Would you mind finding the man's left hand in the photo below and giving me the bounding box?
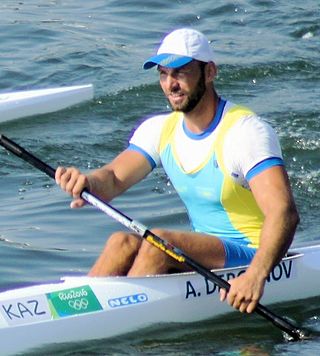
[219,270,265,313]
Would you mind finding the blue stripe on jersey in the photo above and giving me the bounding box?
[182,98,227,140]
[127,143,157,169]
[246,157,284,181]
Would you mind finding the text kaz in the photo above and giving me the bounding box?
[0,295,51,326]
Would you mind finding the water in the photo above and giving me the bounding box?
[0,0,319,354]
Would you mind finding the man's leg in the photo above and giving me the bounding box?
[127,228,226,276]
[88,231,142,276]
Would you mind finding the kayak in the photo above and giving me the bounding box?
[0,84,93,124]
[0,243,319,355]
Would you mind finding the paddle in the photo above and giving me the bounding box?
[0,134,308,341]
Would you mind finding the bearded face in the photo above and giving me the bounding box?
[158,61,207,113]
[174,69,206,113]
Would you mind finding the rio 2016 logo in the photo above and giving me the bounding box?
[68,298,89,311]
[58,288,88,301]
[47,285,102,318]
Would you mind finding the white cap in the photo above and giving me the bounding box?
[143,28,214,70]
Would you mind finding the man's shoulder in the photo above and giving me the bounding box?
[224,101,256,118]
[222,101,273,132]
[131,112,171,135]
[141,111,172,124]
[136,111,183,136]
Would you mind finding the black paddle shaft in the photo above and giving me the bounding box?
[0,134,307,341]
[0,135,55,179]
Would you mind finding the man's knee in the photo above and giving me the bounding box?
[138,233,171,262]
[106,231,141,251]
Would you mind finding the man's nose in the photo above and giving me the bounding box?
[166,74,179,91]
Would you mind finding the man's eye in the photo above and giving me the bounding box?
[176,70,189,78]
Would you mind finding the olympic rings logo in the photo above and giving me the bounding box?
[68,298,89,311]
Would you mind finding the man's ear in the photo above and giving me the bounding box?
[206,62,217,82]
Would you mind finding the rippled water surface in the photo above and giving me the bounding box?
[0,1,319,355]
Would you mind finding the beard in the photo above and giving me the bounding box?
[168,71,206,113]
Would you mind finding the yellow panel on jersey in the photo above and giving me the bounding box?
[214,106,264,248]
[159,111,181,154]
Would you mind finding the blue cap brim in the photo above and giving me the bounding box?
[143,53,193,70]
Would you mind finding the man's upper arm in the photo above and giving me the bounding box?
[248,165,296,217]
[108,148,153,193]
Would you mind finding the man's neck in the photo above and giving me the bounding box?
[183,89,219,134]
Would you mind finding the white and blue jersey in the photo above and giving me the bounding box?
[128,99,283,250]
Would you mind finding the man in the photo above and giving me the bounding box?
[56,28,299,313]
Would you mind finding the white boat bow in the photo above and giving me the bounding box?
[0,84,94,124]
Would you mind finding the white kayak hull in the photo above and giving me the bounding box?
[0,243,319,355]
[0,84,93,124]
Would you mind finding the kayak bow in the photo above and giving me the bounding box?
[0,84,93,124]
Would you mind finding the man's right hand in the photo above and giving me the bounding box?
[55,166,91,208]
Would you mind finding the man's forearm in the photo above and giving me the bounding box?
[248,205,299,279]
[88,166,124,202]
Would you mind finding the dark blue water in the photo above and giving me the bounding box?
[0,1,319,354]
